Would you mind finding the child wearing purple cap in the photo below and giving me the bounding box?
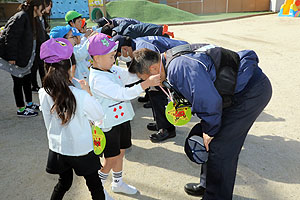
[88,33,161,196]
[39,38,106,200]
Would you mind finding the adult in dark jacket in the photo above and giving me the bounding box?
[129,47,272,200]
[30,0,52,92]
[95,17,141,28]
[0,0,44,117]
[102,22,173,39]
[30,16,50,92]
[113,35,188,142]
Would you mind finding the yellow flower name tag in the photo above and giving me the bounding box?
[165,102,192,126]
[92,125,106,155]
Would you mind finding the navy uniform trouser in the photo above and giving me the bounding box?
[202,72,272,200]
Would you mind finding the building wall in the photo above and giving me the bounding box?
[149,0,270,14]
[270,0,285,11]
[0,3,20,20]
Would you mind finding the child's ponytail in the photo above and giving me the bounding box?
[43,59,76,125]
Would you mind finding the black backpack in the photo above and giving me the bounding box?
[165,44,240,108]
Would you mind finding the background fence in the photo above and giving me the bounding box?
[149,0,270,14]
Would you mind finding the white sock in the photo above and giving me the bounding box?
[112,170,123,186]
[98,171,109,185]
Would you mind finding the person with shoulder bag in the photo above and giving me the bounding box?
[0,0,44,117]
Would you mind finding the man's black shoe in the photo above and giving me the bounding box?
[149,129,176,143]
[184,183,205,197]
[143,102,152,109]
[147,123,158,131]
[138,96,149,102]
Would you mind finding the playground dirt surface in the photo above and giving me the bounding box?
[1,14,300,200]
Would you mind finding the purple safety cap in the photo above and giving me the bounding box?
[88,33,119,56]
[40,38,73,63]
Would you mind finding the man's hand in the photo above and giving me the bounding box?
[203,132,214,151]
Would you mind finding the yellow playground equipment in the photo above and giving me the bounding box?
[88,0,107,20]
[278,0,300,17]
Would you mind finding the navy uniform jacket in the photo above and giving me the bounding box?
[112,17,141,27]
[166,49,262,136]
[132,36,188,53]
[115,23,164,39]
[112,18,141,35]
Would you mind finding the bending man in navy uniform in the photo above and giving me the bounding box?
[102,22,174,39]
[128,47,272,199]
[113,35,188,142]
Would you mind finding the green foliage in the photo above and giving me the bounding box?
[105,0,199,23]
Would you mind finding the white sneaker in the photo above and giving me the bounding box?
[104,189,114,200]
[111,182,137,195]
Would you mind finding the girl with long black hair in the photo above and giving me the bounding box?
[39,38,106,200]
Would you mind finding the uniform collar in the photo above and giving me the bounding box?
[92,66,113,73]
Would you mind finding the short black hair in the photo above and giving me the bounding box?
[95,17,112,27]
[113,35,132,53]
[122,37,132,47]
[128,48,160,74]
[101,24,113,36]
[67,16,81,26]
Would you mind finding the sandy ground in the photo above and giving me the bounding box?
[1,14,300,200]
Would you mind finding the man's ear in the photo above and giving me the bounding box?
[149,63,160,74]
[121,46,126,54]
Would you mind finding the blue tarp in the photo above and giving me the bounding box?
[51,0,90,19]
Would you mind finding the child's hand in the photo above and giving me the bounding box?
[85,29,92,37]
[141,74,161,90]
[78,79,93,96]
[88,31,99,38]
[148,74,161,86]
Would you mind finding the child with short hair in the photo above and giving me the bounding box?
[88,33,161,195]
[49,25,91,89]
[65,10,82,31]
[39,38,105,200]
